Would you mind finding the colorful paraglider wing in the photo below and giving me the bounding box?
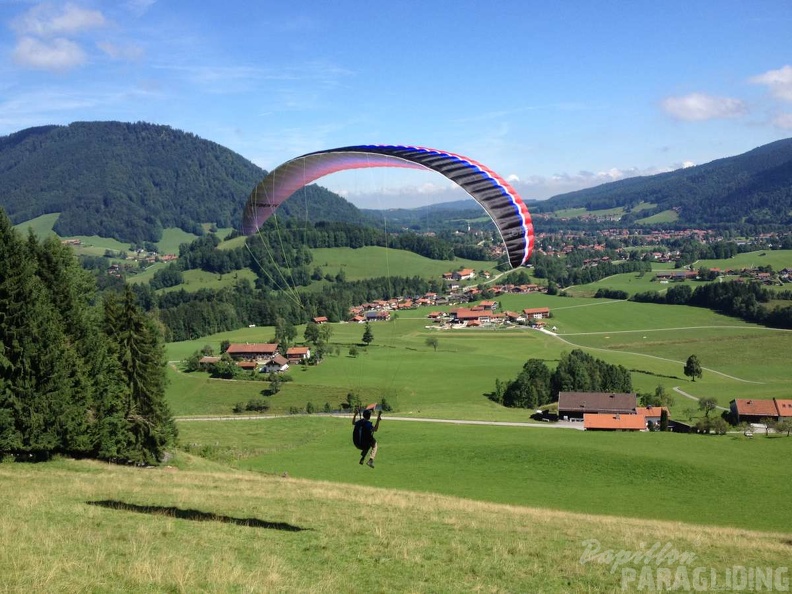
[243,145,534,268]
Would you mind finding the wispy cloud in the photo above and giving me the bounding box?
[11,2,107,36]
[749,65,792,102]
[13,36,86,70]
[125,0,158,18]
[661,93,747,122]
[97,41,144,61]
[772,113,792,129]
[9,2,109,72]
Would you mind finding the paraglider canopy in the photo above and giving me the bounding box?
[243,145,534,268]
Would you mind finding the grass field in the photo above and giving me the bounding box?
[167,291,792,424]
[176,416,792,532]
[2,456,789,593]
[311,246,496,281]
[9,215,792,592]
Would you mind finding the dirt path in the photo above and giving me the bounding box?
[539,327,764,384]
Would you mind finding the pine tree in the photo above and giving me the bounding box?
[362,322,374,346]
[103,287,177,464]
[0,215,74,458]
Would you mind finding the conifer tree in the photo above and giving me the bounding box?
[0,215,74,458]
[103,287,177,464]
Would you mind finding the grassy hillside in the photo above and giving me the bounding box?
[167,292,792,422]
[177,416,792,531]
[2,457,789,593]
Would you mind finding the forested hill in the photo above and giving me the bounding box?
[0,121,365,243]
[533,137,792,227]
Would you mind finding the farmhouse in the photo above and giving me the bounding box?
[451,307,491,325]
[523,307,551,319]
[312,316,328,324]
[635,406,668,425]
[286,346,311,363]
[262,354,289,374]
[452,268,476,281]
[225,343,279,362]
[729,398,792,423]
[557,391,637,420]
[583,413,646,431]
[198,356,221,368]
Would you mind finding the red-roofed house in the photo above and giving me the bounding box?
[584,413,646,431]
[558,392,637,420]
[452,268,476,281]
[312,316,328,324]
[226,343,279,362]
[775,399,792,418]
[452,308,491,324]
[286,346,311,363]
[729,398,780,423]
[635,406,668,425]
[523,307,550,319]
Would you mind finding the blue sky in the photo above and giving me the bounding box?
[1,0,791,208]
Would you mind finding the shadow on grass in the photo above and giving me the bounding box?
[86,500,307,532]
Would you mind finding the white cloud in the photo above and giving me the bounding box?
[772,113,792,129]
[13,36,86,70]
[661,93,747,121]
[125,0,158,17]
[97,41,144,61]
[12,2,106,37]
[750,65,792,102]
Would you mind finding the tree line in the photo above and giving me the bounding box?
[490,350,632,410]
[0,209,176,463]
[629,279,792,329]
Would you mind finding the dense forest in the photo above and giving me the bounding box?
[0,122,365,243]
[534,137,792,227]
[0,209,177,463]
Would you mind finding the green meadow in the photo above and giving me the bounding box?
[311,246,496,281]
[4,455,789,593]
[177,416,792,532]
[4,222,792,591]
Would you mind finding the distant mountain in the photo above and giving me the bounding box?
[0,121,365,243]
[534,138,792,227]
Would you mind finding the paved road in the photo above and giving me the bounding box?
[176,413,585,430]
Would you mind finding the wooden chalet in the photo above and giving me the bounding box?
[225,343,278,362]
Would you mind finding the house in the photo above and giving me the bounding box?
[198,356,221,368]
[364,310,391,322]
[523,307,550,319]
[286,346,311,363]
[775,399,792,419]
[225,343,279,363]
[557,392,637,420]
[451,308,490,325]
[729,398,780,424]
[479,300,498,311]
[312,316,329,324]
[635,406,668,426]
[584,413,646,431]
[452,268,476,281]
[262,354,290,374]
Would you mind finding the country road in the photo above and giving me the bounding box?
[175,413,586,430]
